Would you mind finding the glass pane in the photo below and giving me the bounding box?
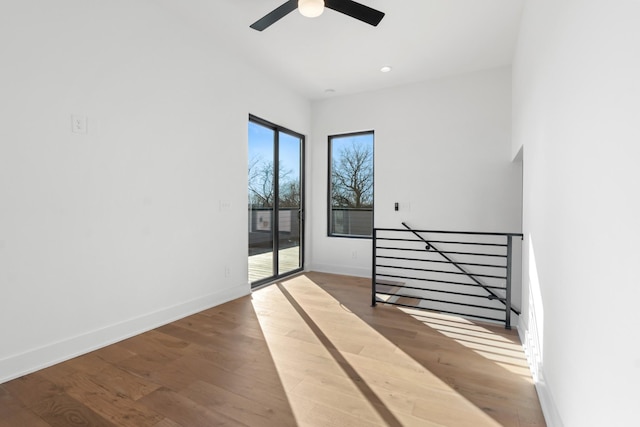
[329,132,374,237]
[278,131,302,275]
[248,121,275,283]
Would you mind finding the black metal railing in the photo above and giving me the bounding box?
[372,223,523,329]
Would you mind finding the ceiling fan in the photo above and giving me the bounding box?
[250,0,385,31]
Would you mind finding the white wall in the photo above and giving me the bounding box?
[0,0,309,383]
[513,1,640,425]
[309,67,522,277]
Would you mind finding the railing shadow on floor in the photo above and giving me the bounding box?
[304,271,545,427]
[276,283,404,427]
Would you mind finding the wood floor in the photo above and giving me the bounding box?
[0,272,545,426]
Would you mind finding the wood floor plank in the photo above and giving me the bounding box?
[89,364,162,401]
[291,378,387,425]
[167,355,293,413]
[0,408,51,427]
[138,387,247,427]
[30,392,116,427]
[0,385,25,419]
[300,402,383,427]
[63,371,164,427]
[182,380,297,427]
[115,354,175,384]
[89,342,138,364]
[118,330,191,362]
[412,392,502,427]
[2,373,65,408]
[151,418,183,427]
[63,352,114,374]
[37,359,84,390]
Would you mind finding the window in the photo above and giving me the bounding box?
[328,131,374,237]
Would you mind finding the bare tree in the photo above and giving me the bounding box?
[279,179,300,207]
[248,155,295,207]
[248,155,262,187]
[331,140,373,208]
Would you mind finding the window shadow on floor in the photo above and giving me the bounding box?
[303,272,546,427]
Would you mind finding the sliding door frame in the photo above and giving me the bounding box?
[249,114,305,288]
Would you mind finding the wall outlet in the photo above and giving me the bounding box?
[351,250,358,259]
[224,265,231,278]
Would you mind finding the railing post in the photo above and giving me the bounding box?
[505,235,513,329]
[371,228,377,307]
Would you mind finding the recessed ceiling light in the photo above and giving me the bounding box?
[380,65,392,73]
[324,88,336,93]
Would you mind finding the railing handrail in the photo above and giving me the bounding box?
[376,225,523,238]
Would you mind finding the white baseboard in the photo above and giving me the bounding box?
[309,263,371,279]
[518,325,564,427]
[535,372,564,427]
[0,285,249,384]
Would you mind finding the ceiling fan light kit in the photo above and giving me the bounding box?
[298,0,325,18]
[250,0,384,31]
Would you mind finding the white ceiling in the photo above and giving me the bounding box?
[158,0,524,100]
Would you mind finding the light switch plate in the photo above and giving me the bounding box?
[71,115,87,134]
[219,200,232,211]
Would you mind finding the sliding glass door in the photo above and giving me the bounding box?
[248,116,304,286]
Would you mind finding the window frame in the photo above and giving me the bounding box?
[327,130,375,239]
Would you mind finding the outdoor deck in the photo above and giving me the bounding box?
[249,246,300,283]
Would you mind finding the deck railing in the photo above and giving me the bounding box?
[329,207,373,236]
[372,224,523,329]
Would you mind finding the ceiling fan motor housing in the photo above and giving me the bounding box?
[298,0,325,18]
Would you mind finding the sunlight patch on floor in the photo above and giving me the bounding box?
[399,307,533,379]
[251,275,504,426]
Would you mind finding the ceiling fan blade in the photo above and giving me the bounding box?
[250,0,298,31]
[325,0,385,26]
